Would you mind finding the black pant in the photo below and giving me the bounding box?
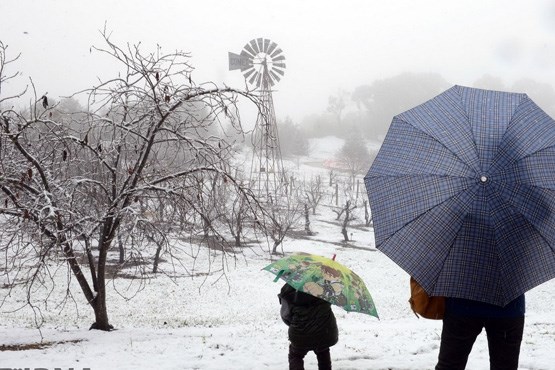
[436,313,525,370]
[289,344,331,370]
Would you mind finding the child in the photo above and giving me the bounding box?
[278,282,338,370]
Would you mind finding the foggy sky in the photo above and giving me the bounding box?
[2,0,555,123]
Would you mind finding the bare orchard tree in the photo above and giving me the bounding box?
[266,195,303,255]
[333,200,357,242]
[222,184,249,247]
[244,168,305,255]
[0,33,267,331]
[305,175,323,215]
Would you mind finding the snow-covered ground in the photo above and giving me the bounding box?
[2,137,555,370]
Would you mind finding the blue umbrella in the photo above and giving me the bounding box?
[365,85,555,306]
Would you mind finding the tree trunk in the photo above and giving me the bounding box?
[62,234,112,330]
[84,237,98,292]
[341,226,349,241]
[61,237,95,304]
[90,225,114,331]
[272,240,281,254]
[118,233,125,264]
[304,203,313,235]
[90,290,112,331]
[152,237,162,274]
[341,201,350,241]
[271,225,283,254]
[364,200,371,227]
[235,207,243,247]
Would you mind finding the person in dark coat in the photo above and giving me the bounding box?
[435,294,525,370]
[278,283,338,370]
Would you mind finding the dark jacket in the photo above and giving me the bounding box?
[446,294,525,318]
[278,283,338,350]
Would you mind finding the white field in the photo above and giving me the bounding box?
[1,137,554,370]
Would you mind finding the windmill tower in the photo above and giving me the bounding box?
[229,38,287,201]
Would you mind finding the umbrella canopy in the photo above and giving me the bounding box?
[365,85,555,307]
[263,252,378,318]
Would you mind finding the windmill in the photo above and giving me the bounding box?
[229,38,287,201]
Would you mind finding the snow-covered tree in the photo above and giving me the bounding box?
[0,32,268,331]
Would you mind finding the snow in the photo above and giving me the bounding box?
[2,138,555,370]
[308,136,345,161]
[3,220,555,369]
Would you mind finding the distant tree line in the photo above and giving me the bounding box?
[283,72,555,142]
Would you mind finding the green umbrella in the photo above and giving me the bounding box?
[263,252,378,318]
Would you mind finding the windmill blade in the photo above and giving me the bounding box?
[272,67,285,76]
[257,38,265,54]
[243,67,256,80]
[249,72,259,86]
[243,42,257,58]
[273,63,286,69]
[250,39,260,54]
[263,38,270,53]
[241,63,254,72]
[269,70,282,83]
[255,73,262,88]
[270,48,283,58]
[267,42,278,56]
[272,55,286,62]
[241,48,255,60]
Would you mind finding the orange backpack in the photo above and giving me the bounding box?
[408,277,445,320]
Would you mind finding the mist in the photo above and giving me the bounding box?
[2,0,555,135]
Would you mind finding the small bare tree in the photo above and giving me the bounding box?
[333,200,357,241]
[223,190,248,247]
[305,175,323,215]
[267,197,303,254]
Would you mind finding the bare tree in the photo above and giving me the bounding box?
[267,197,303,254]
[305,175,323,215]
[0,33,268,331]
[332,200,357,241]
[222,188,249,247]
